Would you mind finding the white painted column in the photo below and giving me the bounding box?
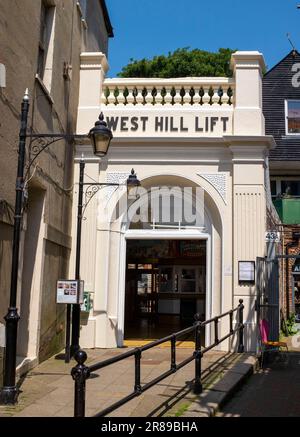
[231,51,265,136]
[76,52,109,135]
[230,139,274,351]
[69,52,109,348]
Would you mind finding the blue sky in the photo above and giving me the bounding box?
[105,0,300,77]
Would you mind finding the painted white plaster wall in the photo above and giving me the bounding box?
[72,51,275,351]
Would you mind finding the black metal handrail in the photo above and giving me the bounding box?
[71,299,244,417]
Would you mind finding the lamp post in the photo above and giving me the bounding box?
[70,164,140,357]
[0,90,29,404]
[0,91,128,404]
[70,114,113,357]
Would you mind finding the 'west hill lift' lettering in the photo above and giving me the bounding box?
[106,115,230,134]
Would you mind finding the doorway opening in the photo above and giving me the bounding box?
[124,239,206,343]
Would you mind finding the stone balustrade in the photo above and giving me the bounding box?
[102,78,235,107]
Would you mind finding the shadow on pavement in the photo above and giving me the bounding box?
[219,352,300,417]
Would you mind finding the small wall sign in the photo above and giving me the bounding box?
[293,264,300,274]
[238,261,255,284]
[81,291,92,312]
[265,231,280,243]
[56,280,84,304]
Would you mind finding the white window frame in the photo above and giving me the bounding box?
[285,99,300,136]
[0,63,6,88]
[270,178,281,198]
[37,0,56,93]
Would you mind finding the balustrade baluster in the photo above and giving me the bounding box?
[202,87,210,105]
[135,87,144,106]
[102,80,234,108]
[173,86,182,106]
[126,87,135,106]
[155,87,163,105]
[107,87,116,106]
[117,87,126,105]
[164,87,173,106]
[222,86,230,105]
[192,87,201,105]
[212,87,220,105]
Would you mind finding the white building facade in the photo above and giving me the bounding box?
[70,51,275,352]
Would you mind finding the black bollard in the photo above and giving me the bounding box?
[71,350,90,417]
[238,299,245,353]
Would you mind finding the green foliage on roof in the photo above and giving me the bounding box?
[118,48,236,78]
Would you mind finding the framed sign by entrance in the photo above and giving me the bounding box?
[56,280,84,304]
[238,261,255,285]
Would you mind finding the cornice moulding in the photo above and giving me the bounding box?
[80,52,109,72]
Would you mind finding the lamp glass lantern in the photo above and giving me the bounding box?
[127,169,141,200]
[88,112,113,157]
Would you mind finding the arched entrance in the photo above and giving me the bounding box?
[110,174,222,347]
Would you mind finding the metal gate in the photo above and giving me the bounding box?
[256,257,280,341]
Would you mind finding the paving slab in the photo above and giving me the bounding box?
[218,351,300,417]
[168,353,257,418]
[0,347,256,418]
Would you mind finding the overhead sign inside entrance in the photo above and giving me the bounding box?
[105,110,233,138]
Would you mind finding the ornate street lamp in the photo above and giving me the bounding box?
[88,112,113,157]
[0,90,137,404]
[126,168,141,198]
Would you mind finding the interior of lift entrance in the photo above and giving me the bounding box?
[124,239,206,342]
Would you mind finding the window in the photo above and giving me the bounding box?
[271,180,277,199]
[37,1,48,78]
[286,100,300,135]
[37,1,55,84]
[0,63,6,88]
[271,178,300,199]
[281,181,300,197]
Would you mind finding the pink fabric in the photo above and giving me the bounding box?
[259,319,270,342]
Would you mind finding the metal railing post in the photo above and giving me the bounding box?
[238,299,245,353]
[134,348,142,393]
[171,335,176,372]
[71,350,90,417]
[193,313,202,394]
[229,310,234,335]
[69,304,246,417]
[214,318,219,344]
